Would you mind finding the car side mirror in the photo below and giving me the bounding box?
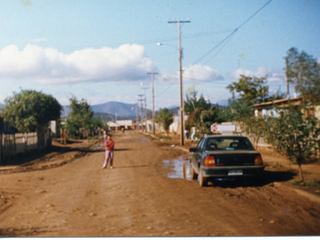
[189,148,196,152]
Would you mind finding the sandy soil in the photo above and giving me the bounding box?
[0,131,319,237]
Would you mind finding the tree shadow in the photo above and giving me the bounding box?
[0,142,132,167]
[80,148,131,153]
[0,145,72,167]
[0,226,57,237]
[206,170,296,188]
[114,149,131,152]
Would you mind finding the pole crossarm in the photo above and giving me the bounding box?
[168,20,191,24]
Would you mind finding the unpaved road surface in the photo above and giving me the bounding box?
[0,131,320,237]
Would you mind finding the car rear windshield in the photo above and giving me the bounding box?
[205,137,254,151]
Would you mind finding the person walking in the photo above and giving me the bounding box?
[184,129,189,140]
[102,134,114,169]
[103,130,107,140]
[191,125,197,142]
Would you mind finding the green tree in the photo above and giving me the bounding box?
[1,90,62,132]
[184,87,213,136]
[184,87,211,115]
[65,97,94,138]
[88,117,106,136]
[263,105,320,182]
[226,75,269,106]
[157,108,173,136]
[286,47,320,101]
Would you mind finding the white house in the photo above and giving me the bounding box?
[116,120,134,130]
[105,121,122,131]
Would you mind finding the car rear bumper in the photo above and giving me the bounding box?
[200,165,264,178]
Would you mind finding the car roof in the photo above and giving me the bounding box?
[204,135,247,139]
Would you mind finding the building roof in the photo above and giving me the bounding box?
[105,121,121,127]
[254,96,302,110]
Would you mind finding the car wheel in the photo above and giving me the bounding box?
[199,170,208,187]
[190,165,198,180]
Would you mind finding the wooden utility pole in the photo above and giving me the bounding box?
[168,19,190,146]
[137,94,144,130]
[147,72,158,135]
[135,102,138,130]
[141,87,148,132]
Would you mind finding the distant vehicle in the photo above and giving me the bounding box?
[189,135,264,187]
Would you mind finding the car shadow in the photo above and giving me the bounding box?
[207,170,296,188]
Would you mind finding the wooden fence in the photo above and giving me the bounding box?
[0,129,52,163]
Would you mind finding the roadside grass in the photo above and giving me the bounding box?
[158,135,171,139]
[291,181,320,187]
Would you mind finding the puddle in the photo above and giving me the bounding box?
[164,156,191,181]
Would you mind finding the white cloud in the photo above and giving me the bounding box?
[0,44,157,84]
[155,64,223,84]
[183,64,224,82]
[229,66,285,83]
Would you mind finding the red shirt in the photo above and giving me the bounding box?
[105,139,114,150]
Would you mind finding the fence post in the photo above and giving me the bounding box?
[64,129,66,144]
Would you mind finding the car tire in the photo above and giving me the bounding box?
[190,165,198,180]
[199,170,208,187]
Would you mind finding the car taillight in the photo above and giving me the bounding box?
[254,155,263,165]
[204,156,216,166]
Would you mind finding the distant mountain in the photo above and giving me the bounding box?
[60,100,230,121]
[93,112,116,121]
[91,101,139,118]
[167,105,179,110]
[168,106,180,115]
[62,101,152,120]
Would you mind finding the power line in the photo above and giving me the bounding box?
[192,0,273,65]
[53,29,234,53]
[155,78,179,98]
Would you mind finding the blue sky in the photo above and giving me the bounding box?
[0,0,319,110]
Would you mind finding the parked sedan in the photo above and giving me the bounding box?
[189,135,264,186]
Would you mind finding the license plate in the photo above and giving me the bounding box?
[228,170,243,176]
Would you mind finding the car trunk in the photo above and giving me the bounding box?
[206,150,259,166]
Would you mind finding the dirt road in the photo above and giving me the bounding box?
[0,131,320,237]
